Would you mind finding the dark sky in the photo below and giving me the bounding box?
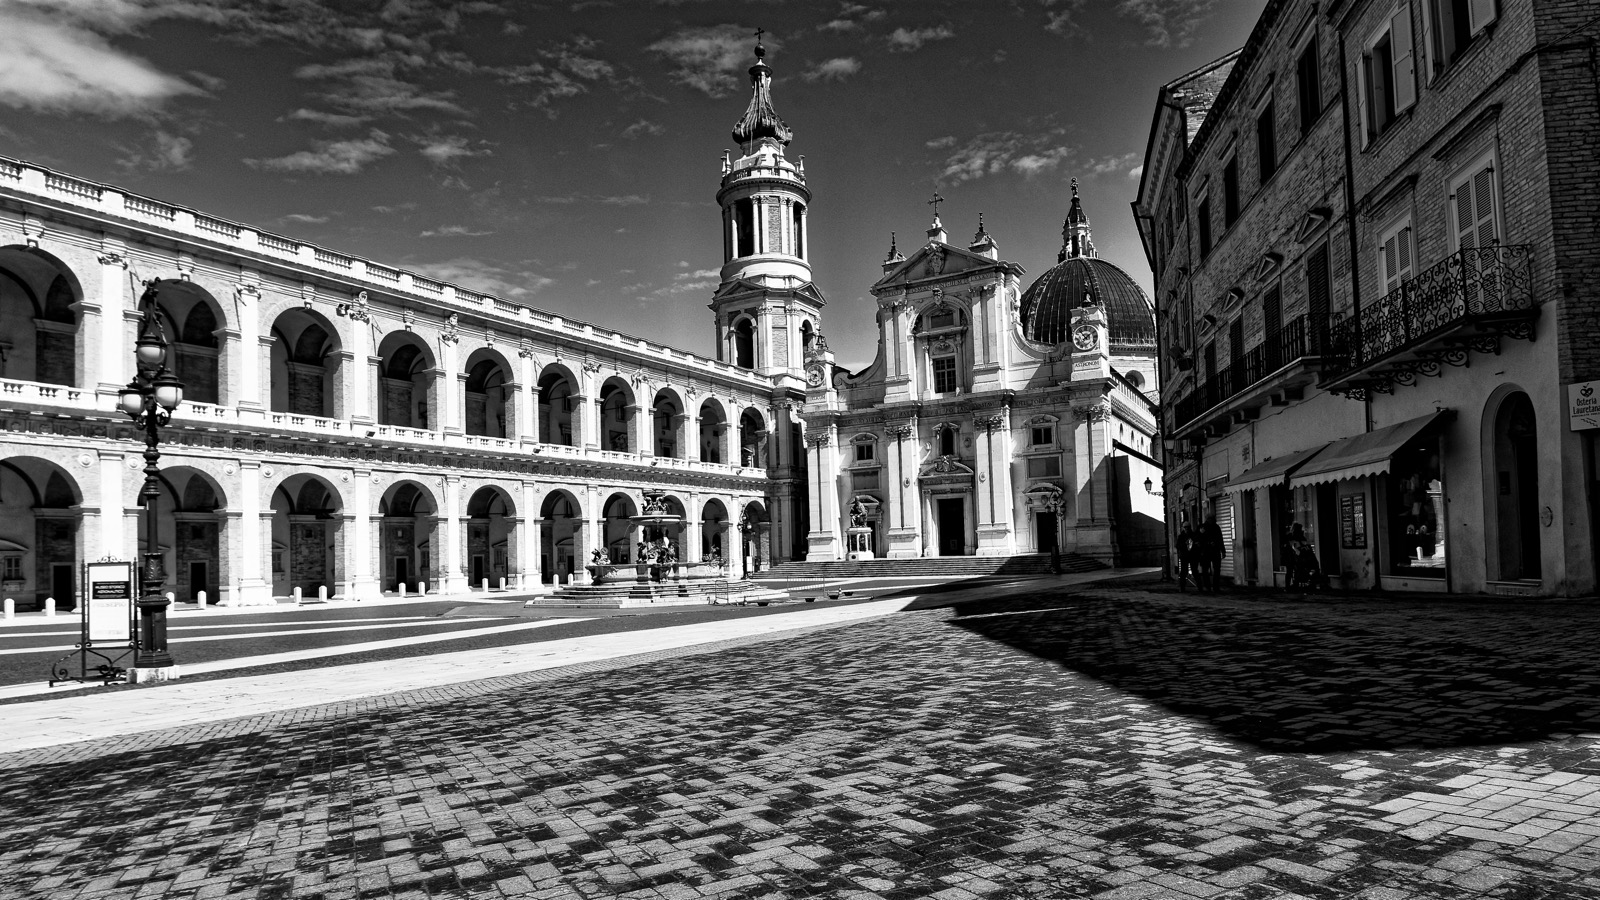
[0,0,1268,368]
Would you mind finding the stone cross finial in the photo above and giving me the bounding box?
[927,191,944,219]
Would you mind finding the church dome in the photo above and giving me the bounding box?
[1018,181,1156,351]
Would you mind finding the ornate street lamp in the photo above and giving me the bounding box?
[119,281,184,680]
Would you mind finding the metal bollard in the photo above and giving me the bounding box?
[44,597,56,617]
[196,590,207,609]
[293,587,303,605]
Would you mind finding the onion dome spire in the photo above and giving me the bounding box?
[732,35,793,150]
[1059,177,1096,262]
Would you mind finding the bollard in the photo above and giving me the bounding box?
[318,585,328,602]
[293,586,303,605]
[3,598,12,619]
[481,578,489,592]
[397,583,407,598]
[499,577,507,591]
[418,580,427,595]
[165,591,176,606]
[197,590,207,609]
[44,597,56,617]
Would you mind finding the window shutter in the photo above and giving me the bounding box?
[1418,0,1435,82]
[1467,0,1497,35]
[1472,166,1497,246]
[1391,3,1416,112]
[1453,180,1478,250]
[1397,225,1413,281]
[1383,232,1401,292]
[1357,55,1372,146]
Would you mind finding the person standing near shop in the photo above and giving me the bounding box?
[1199,514,1225,593]
[1176,522,1199,592]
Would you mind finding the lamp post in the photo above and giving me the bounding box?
[117,281,185,682]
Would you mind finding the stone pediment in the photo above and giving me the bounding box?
[712,277,828,307]
[918,454,975,484]
[874,242,1004,289]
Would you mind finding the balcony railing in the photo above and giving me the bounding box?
[1172,315,1316,430]
[1324,245,1535,399]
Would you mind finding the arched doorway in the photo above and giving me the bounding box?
[738,500,770,577]
[466,486,516,588]
[379,481,437,591]
[150,467,227,604]
[463,349,512,438]
[602,493,638,562]
[376,333,436,430]
[537,366,579,446]
[151,280,224,405]
[598,378,633,452]
[702,499,730,564]
[739,409,767,468]
[0,458,82,610]
[0,246,81,386]
[1492,392,1542,580]
[699,399,727,463]
[652,388,684,458]
[269,310,341,418]
[539,490,581,584]
[732,316,756,369]
[270,474,342,598]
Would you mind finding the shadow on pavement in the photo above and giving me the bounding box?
[907,588,1600,753]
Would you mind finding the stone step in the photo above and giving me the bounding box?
[757,553,1104,580]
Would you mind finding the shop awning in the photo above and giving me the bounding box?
[1223,443,1331,494]
[1290,409,1455,488]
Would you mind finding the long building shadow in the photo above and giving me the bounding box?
[901,590,1600,753]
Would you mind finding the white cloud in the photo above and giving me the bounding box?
[1116,0,1220,48]
[406,257,554,298]
[286,108,370,127]
[925,135,956,150]
[622,119,665,139]
[412,134,491,167]
[284,213,330,224]
[939,131,1078,183]
[0,4,200,117]
[246,131,396,175]
[535,193,649,206]
[1128,164,1144,180]
[886,25,953,53]
[420,225,493,237]
[119,130,194,171]
[802,57,861,82]
[1085,151,1143,177]
[647,24,771,98]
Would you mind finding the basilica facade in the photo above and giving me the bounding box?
[0,42,1159,610]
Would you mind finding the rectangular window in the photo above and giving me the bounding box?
[932,356,958,393]
[1450,154,1499,251]
[1197,195,1213,257]
[1256,101,1277,183]
[1361,4,1416,145]
[1297,34,1322,136]
[734,198,755,258]
[1307,242,1332,352]
[854,442,875,463]
[1031,424,1054,447]
[1223,157,1240,227]
[1422,0,1496,77]
[1027,456,1062,479]
[1379,218,1416,294]
[0,557,19,580]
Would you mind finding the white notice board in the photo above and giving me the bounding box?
[85,561,134,645]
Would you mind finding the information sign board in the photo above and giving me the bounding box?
[1340,493,1368,549]
[85,561,134,645]
[1568,380,1600,431]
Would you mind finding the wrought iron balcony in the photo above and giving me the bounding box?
[1322,245,1536,401]
[1170,315,1328,434]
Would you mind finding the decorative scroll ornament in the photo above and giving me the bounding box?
[341,290,371,323]
[518,338,536,359]
[440,314,461,344]
[485,326,496,346]
[805,432,832,448]
[98,252,127,268]
[581,360,603,376]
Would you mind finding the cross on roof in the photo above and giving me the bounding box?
[754,27,765,44]
[927,191,945,219]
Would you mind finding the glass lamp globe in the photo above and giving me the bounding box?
[135,334,166,372]
[153,371,185,412]
[117,382,146,418]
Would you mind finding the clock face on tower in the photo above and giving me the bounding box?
[806,366,825,386]
[1072,325,1098,351]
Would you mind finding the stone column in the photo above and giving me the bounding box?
[974,414,1014,556]
[518,346,539,443]
[805,429,841,560]
[440,475,468,592]
[236,282,264,415]
[579,364,601,449]
[95,250,128,391]
[439,330,462,435]
[628,404,647,457]
[348,312,373,425]
[885,423,923,557]
[229,460,272,605]
[346,468,378,599]
[521,480,541,592]
[96,449,124,560]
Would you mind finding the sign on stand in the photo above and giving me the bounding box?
[49,560,136,686]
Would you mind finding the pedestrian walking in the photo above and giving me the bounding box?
[1175,522,1199,592]
[1199,515,1225,593]
[1283,522,1308,590]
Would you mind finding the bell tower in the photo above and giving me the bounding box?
[710,37,825,383]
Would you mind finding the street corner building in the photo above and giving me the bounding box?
[1134,0,1600,596]
[0,40,1166,611]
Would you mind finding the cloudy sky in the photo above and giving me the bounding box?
[0,0,1267,368]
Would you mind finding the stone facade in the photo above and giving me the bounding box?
[1136,0,1600,595]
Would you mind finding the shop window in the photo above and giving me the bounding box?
[1391,437,1445,574]
[1360,4,1417,145]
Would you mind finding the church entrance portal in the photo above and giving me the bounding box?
[1037,512,1058,554]
[936,498,965,556]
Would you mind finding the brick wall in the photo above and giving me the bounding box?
[36,332,73,386]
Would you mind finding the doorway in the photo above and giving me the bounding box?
[1037,511,1058,554]
[51,563,74,611]
[394,557,410,591]
[1494,392,1542,579]
[936,498,965,556]
[471,554,486,586]
[188,561,208,603]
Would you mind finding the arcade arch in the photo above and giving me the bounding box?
[537,366,579,447]
[463,348,512,438]
[465,485,516,587]
[699,399,729,464]
[601,492,637,562]
[739,408,768,468]
[539,490,582,584]
[269,473,342,598]
[701,498,730,563]
[146,466,228,604]
[376,332,436,430]
[378,480,437,592]
[269,309,341,418]
[0,457,82,610]
[652,388,685,458]
[150,279,224,406]
[0,245,81,387]
[597,378,634,453]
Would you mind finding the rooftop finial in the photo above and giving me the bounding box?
[927,190,945,224]
[1060,178,1095,261]
[732,30,792,149]
[885,231,904,263]
[973,212,987,241]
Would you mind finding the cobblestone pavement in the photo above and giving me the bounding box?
[6,581,1600,899]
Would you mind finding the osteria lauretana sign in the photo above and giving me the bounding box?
[1569,380,1600,431]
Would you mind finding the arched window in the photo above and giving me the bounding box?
[915,305,968,396]
[735,198,756,258]
[938,424,958,457]
[799,320,814,357]
[792,202,805,258]
[733,317,756,369]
